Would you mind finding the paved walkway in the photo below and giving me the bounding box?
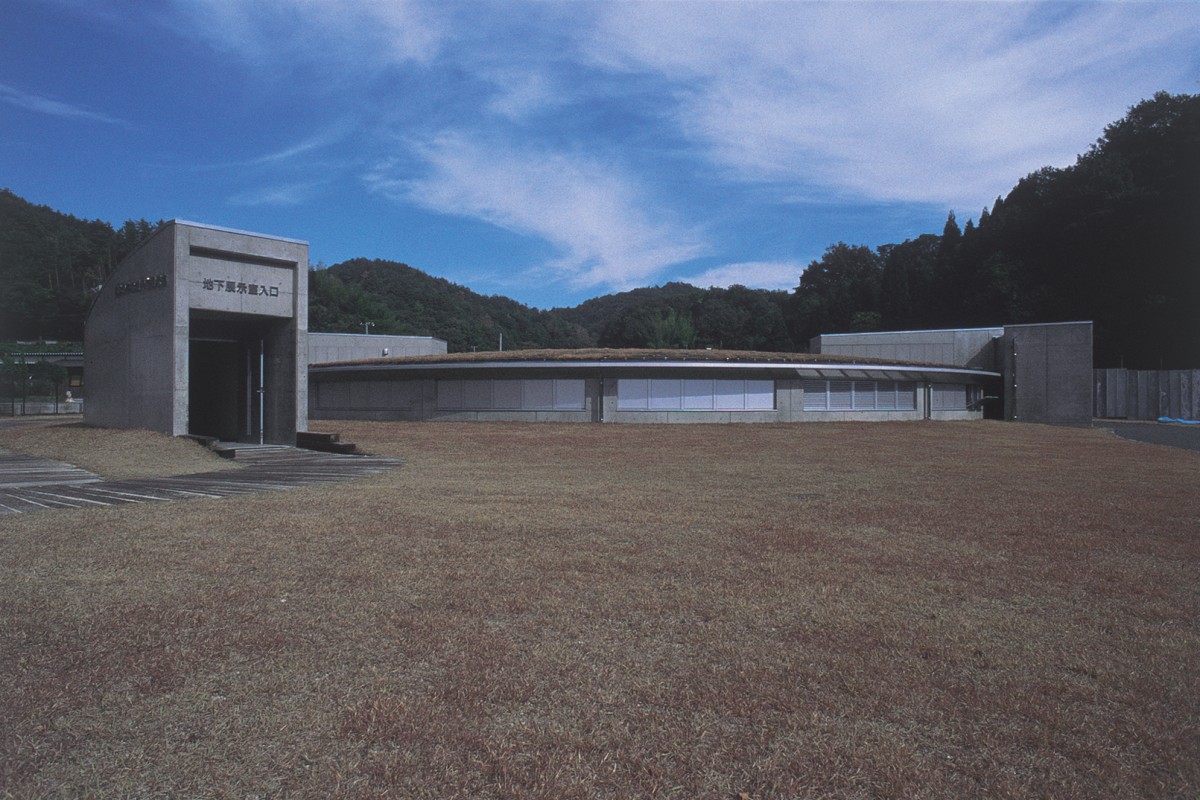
[0,446,403,516]
[1094,420,1200,453]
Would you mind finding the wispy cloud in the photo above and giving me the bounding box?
[675,261,805,293]
[588,3,1200,210]
[0,82,131,127]
[227,181,323,207]
[165,0,443,70]
[366,133,709,292]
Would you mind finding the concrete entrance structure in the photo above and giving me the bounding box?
[85,221,308,444]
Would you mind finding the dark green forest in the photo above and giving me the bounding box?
[2,92,1197,367]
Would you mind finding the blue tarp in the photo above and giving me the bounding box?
[1157,416,1200,425]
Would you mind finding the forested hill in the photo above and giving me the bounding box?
[0,189,159,340]
[309,259,593,353]
[3,92,1197,367]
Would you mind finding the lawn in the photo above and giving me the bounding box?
[1,420,1197,798]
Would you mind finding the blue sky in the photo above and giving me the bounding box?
[3,1,1198,310]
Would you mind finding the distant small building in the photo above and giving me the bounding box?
[308,332,446,365]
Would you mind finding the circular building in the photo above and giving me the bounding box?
[309,348,1000,424]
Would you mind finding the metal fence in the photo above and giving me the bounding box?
[1094,369,1200,420]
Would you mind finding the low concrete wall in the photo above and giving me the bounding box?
[812,327,1003,370]
[1,401,83,416]
[1094,369,1200,420]
[307,333,447,365]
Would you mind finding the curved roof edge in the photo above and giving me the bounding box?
[311,357,999,382]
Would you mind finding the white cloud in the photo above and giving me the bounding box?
[588,2,1200,211]
[365,133,709,292]
[484,69,561,122]
[675,261,804,293]
[0,82,131,127]
[228,181,322,207]
[165,0,443,68]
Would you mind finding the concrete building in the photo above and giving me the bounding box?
[309,349,998,424]
[84,221,309,444]
[812,321,1094,424]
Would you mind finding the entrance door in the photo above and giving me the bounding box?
[189,337,266,442]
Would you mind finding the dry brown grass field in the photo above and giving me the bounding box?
[1,420,1198,799]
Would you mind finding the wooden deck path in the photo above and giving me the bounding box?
[0,446,403,516]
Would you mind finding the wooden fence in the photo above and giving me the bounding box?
[1094,369,1200,420]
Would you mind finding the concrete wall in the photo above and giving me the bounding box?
[1094,369,1200,420]
[1001,322,1093,424]
[811,327,1003,370]
[307,333,447,365]
[84,227,180,434]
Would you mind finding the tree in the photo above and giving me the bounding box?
[788,243,883,346]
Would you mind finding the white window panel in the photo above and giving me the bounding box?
[852,381,877,410]
[876,381,898,410]
[745,380,775,410]
[715,379,746,410]
[617,379,649,410]
[682,379,715,410]
[803,380,827,410]
[523,379,555,409]
[462,379,492,409]
[828,380,853,410]
[436,380,463,409]
[932,383,967,410]
[493,379,523,410]
[649,379,682,410]
[554,379,586,410]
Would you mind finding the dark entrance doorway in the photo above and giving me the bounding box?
[188,313,280,443]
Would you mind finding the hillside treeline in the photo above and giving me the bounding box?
[790,92,1199,368]
[0,189,159,341]
[2,92,1196,367]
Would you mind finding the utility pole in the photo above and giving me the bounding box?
[363,321,374,335]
